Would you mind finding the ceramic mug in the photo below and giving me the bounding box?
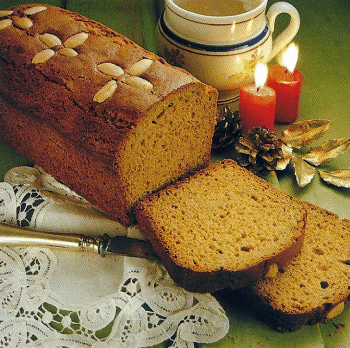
[156,0,300,103]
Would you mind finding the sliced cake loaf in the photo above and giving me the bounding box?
[0,4,217,226]
[246,201,350,332]
[135,159,306,293]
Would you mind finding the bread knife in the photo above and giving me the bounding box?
[0,223,158,260]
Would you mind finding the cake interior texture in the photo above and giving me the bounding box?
[248,202,350,331]
[135,159,306,292]
[117,86,217,217]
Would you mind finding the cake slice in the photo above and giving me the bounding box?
[135,159,306,293]
[245,201,350,332]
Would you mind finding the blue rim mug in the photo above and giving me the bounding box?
[156,0,300,103]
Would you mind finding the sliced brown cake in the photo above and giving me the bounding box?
[245,201,350,331]
[135,159,306,293]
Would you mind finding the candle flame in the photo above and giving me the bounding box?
[282,42,299,73]
[254,63,268,88]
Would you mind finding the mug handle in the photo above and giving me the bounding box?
[267,1,300,61]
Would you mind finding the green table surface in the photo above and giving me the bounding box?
[0,0,350,347]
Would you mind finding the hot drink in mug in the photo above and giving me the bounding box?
[156,0,300,102]
[173,0,250,16]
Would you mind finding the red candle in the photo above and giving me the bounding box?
[239,63,276,131]
[267,43,303,124]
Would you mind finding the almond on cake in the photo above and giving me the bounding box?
[0,4,217,226]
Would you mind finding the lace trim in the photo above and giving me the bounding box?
[0,166,229,347]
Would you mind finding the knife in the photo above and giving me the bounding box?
[0,223,159,260]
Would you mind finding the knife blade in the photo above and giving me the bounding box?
[0,222,159,260]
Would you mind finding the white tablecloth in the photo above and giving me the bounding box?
[0,166,229,348]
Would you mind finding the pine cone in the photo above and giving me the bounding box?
[235,127,284,175]
[212,106,242,151]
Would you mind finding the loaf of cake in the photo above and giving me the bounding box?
[0,4,218,226]
[135,159,306,293]
[242,201,350,332]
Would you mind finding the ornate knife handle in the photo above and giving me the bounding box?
[0,222,102,253]
[0,223,158,259]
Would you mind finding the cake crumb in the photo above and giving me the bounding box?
[228,334,237,343]
[329,322,345,336]
[333,322,345,331]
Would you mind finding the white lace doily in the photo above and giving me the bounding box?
[0,166,229,348]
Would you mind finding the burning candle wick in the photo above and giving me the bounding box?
[239,62,276,131]
[281,42,299,74]
[267,42,302,124]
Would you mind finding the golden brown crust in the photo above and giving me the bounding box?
[0,96,132,224]
[0,4,198,148]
